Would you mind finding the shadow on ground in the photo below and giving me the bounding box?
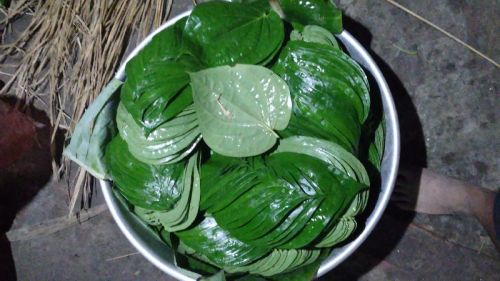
[319,16,427,280]
[0,94,65,281]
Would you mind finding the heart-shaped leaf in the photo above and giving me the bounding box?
[154,152,201,232]
[176,216,270,268]
[121,17,202,133]
[200,152,366,248]
[184,1,284,66]
[116,103,201,165]
[105,136,184,211]
[273,40,370,153]
[190,64,292,157]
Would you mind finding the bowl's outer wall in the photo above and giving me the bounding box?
[101,10,400,281]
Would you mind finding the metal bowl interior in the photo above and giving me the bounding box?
[100,10,400,281]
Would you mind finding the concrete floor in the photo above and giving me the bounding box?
[2,0,499,280]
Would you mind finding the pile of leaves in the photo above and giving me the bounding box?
[66,0,385,280]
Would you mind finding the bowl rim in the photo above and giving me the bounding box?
[101,9,400,280]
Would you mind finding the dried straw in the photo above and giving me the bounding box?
[0,0,171,215]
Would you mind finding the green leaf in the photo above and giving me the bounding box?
[121,17,202,133]
[275,136,369,186]
[368,120,385,170]
[290,25,339,49]
[268,250,329,281]
[154,152,201,231]
[116,102,201,165]
[190,64,292,157]
[205,153,366,249]
[131,17,200,65]
[185,1,284,66]
[277,0,343,34]
[176,216,270,268]
[105,136,185,211]
[315,217,356,247]
[121,60,198,133]
[134,206,162,226]
[226,249,322,277]
[274,136,369,246]
[273,40,369,153]
[64,78,122,179]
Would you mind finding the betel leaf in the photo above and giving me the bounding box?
[131,17,199,66]
[199,154,265,212]
[116,102,201,165]
[273,136,368,247]
[105,136,185,211]
[267,250,329,281]
[190,64,292,157]
[121,17,201,133]
[275,136,369,185]
[176,216,270,268]
[134,206,162,226]
[275,136,369,218]
[64,78,122,179]
[274,40,370,123]
[315,217,356,247]
[206,152,366,249]
[273,40,370,153]
[121,60,198,133]
[277,0,343,34]
[154,152,201,232]
[368,120,385,171]
[184,0,284,66]
[290,25,340,49]
[225,249,322,277]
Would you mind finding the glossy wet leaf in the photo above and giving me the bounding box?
[105,136,184,211]
[121,60,199,133]
[273,40,370,153]
[116,103,201,165]
[176,216,270,268]
[204,152,366,248]
[184,1,284,66]
[275,136,369,185]
[130,17,199,66]
[274,136,369,244]
[121,17,201,133]
[275,136,370,217]
[190,64,292,157]
[154,152,201,231]
[278,0,343,34]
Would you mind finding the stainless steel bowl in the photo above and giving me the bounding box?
[100,10,400,280]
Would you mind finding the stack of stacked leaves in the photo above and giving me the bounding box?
[95,0,385,279]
